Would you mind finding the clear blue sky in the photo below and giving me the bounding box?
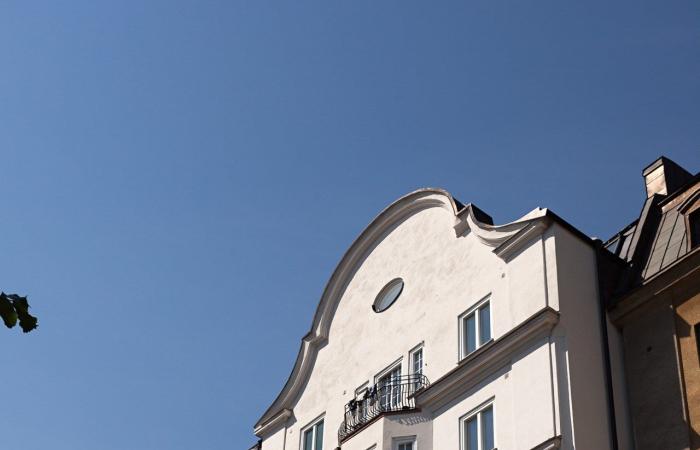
[1,1,699,449]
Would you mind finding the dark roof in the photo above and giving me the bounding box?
[642,202,692,279]
[603,166,700,303]
[604,221,637,261]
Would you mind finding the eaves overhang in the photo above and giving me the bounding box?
[254,408,292,438]
[608,246,700,325]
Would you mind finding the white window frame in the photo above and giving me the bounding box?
[374,357,403,383]
[409,344,424,391]
[353,382,370,421]
[458,294,493,361]
[459,400,495,450]
[393,435,417,450]
[374,358,403,410]
[300,415,325,450]
[409,344,424,376]
[355,381,369,399]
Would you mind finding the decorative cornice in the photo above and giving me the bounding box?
[415,307,559,410]
[494,219,551,261]
[676,187,700,214]
[254,409,292,438]
[254,189,459,434]
[456,205,551,261]
[254,189,554,435]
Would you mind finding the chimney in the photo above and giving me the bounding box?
[642,156,693,198]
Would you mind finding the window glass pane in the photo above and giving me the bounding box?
[375,279,404,312]
[481,406,494,450]
[413,349,423,374]
[303,429,313,450]
[479,303,491,345]
[412,349,423,390]
[379,367,401,409]
[465,416,478,450]
[690,209,700,248]
[391,368,401,406]
[379,377,389,409]
[465,314,477,354]
[314,421,324,450]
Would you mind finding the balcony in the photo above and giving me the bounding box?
[337,374,429,443]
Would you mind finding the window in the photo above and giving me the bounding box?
[373,278,404,312]
[377,365,402,410]
[460,298,492,359]
[394,437,416,450]
[410,346,423,390]
[353,384,369,422]
[302,418,324,450]
[690,209,700,249]
[461,404,494,450]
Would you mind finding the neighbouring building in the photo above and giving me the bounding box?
[249,156,699,450]
[604,156,700,449]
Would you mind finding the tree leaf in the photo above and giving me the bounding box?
[8,295,38,333]
[0,293,18,328]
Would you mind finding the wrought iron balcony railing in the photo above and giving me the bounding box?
[337,374,429,443]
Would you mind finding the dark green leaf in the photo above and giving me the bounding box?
[9,295,38,333]
[0,293,18,328]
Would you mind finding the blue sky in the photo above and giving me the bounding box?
[1,1,699,449]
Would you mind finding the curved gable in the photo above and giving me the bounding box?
[254,188,550,436]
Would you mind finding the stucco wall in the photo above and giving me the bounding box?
[606,316,634,450]
[257,200,612,450]
[279,205,551,448]
[430,339,556,450]
[551,224,613,450]
[262,426,287,450]
[339,416,383,450]
[383,412,433,450]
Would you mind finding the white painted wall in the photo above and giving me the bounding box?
[262,426,286,450]
[430,338,557,450]
[606,317,634,450]
[338,415,383,450]
[550,223,613,450]
[255,194,614,450]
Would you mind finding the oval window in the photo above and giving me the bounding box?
[372,278,404,313]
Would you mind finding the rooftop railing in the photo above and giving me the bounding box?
[337,373,429,443]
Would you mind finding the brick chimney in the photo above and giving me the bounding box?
[642,156,693,198]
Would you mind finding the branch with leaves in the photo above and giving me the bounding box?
[0,293,38,333]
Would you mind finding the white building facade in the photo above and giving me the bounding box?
[252,189,628,450]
